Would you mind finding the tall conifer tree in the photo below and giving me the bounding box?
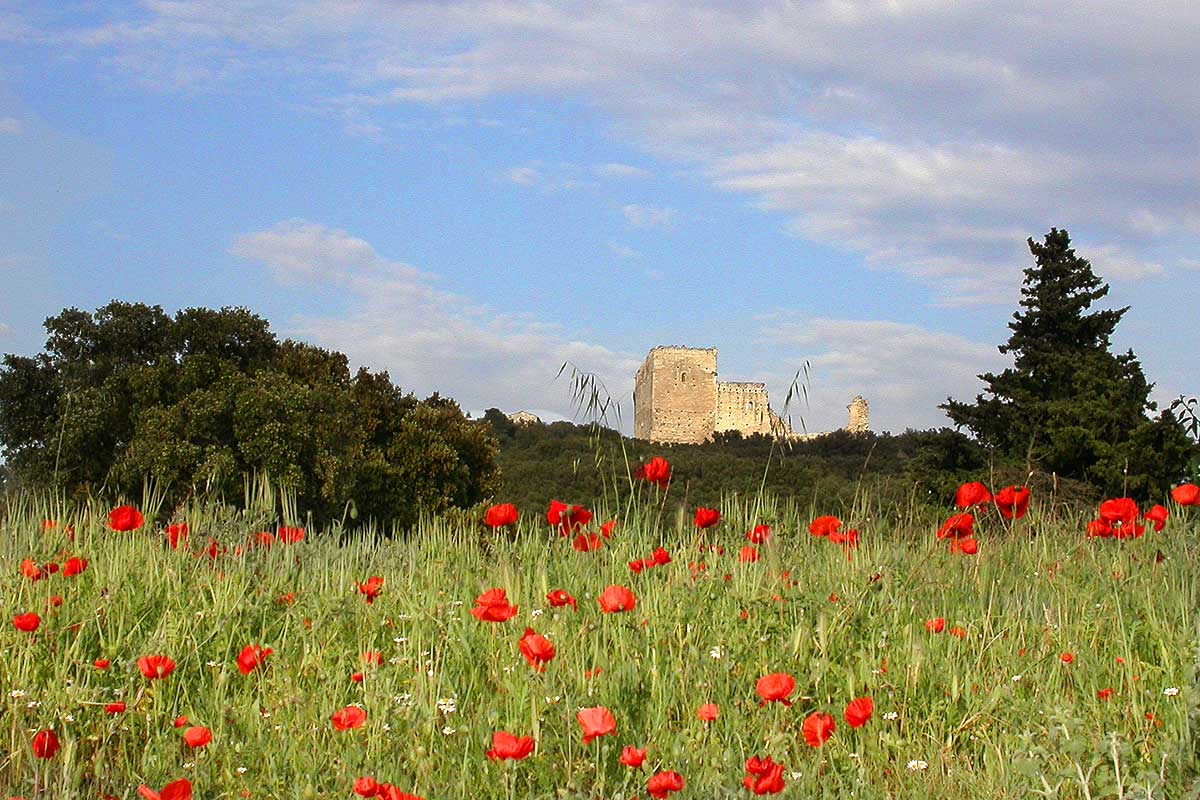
[942,229,1193,495]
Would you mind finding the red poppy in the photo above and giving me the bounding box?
[950,537,979,555]
[925,618,946,633]
[42,518,57,530]
[1096,687,1115,701]
[486,731,534,760]
[174,716,189,728]
[361,651,383,666]
[376,787,424,800]
[93,658,110,670]
[738,546,760,563]
[697,703,718,722]
[201,538,226,560]
[828,528,859,548]
[105,701,126,714]
[108,505,144,531]
[1086,518,1113,538]
[572,533,603,552]
[638,456,672,490]
[844,697,873,728]
[357,576,384,604]
[484,503,519,528]
[1060,652,1074,664]
[546,589,576,610]
[600,519,617,538]
[236,644,272,675]
[692,507,720,529]
[954,481,992,509]
[743,755,786,795]
[1171,483,1200,506]
[1100,497,1145,538]
[628,559,645,573]
[138,655,175,680]
[647,771,685,799]
[519,628,555,672]
[137,779,192,800]
[61,556,88,576]
[277,526,305,544]
[546,500,592,535]
[1143,504,1169,532]
[994,485,1031,520]
[801,711,835,747]
[470,588,518,622]
[577,706,617,743]
[331,705,367,731]
[598,585,636,613]
[350,671,364,682]
[164,523,188,549]
[649,546,671,566]
[354,777,379,797]
[746,524,771,543]
[937,513,974,539]
[619,745,647,767]
[13,612,40,632]
[182,726,212,748]
[808,515,841,537]
[755,672,795,706]
[1100,497,1139,526]
[32,729,59,759]
[20,558,45,581]
[949,626,966,639]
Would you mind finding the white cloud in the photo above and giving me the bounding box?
[593,162,649,179]
[622,204,677,230]
[230,220,641,420]
[1082,243,1164,282]
[48,1,1200,299]
[756,317,1005,433]
[0,117,22,135]
[607,242,642,260]
[0,322,12,338]
[506,165,540,186]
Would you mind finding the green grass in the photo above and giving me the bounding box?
[2,487,1198,799]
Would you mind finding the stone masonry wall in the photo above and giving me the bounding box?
[715,381,774,436]
[634,346,868,443]
[633,347,717,444]
[847,396,869,434]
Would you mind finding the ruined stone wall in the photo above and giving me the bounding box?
[714,381,774,436]
[847,396,869,434]
[633,347,717,443]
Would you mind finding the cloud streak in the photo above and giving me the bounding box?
[50,0,1200,301]
[231,220,641,419]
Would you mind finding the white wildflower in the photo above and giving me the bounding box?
[1011,674,1023,683]
[9,690,26,698]
[531,608,544,618]
[236,767,248,774]
[442,725,456,736]
[1164,687,1179,697]
[393,637,408,645]
[907,759,929,771]
[709,645,724,660]
[436,697,457,714]
[883,711,898,721]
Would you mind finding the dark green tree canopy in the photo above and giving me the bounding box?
[0,301,500,527]
[941,229,1194,495]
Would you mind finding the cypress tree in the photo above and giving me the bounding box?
[941,228,1194,495]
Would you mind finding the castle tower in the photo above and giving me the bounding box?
[633,347,718,443]
[847,395,869,434]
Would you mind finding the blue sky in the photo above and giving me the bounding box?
[1,1,1197,433]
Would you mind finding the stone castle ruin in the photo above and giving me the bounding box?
[633,346,868,444]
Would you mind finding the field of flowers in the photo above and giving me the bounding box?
[3,467,1199,799]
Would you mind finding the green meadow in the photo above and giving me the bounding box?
[2,483,1198,799]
